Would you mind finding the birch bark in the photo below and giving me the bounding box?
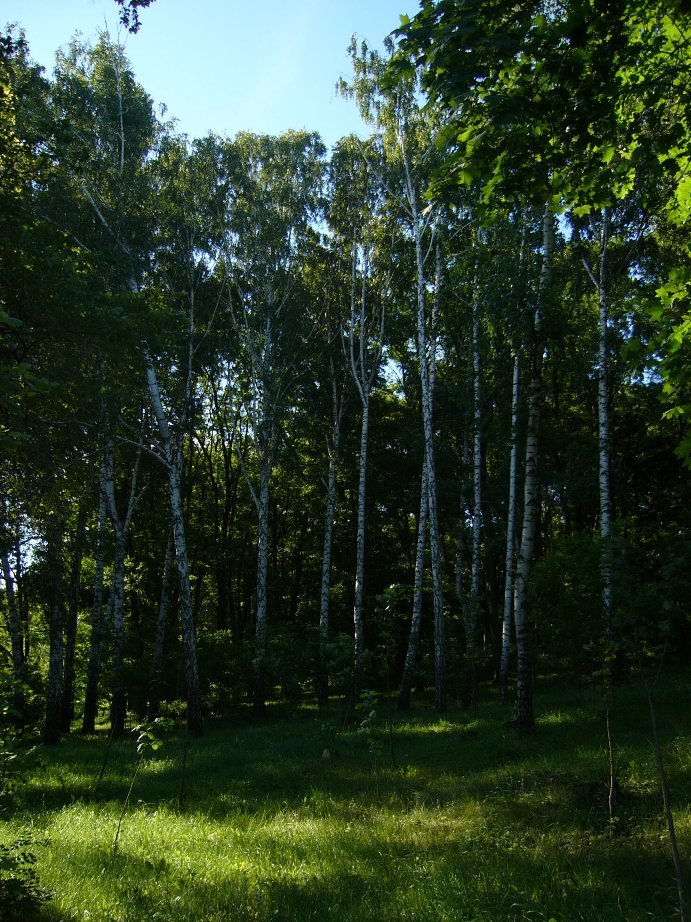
[61,496,88,733]
[398,461,428,710]
[102,423,143,738]
[347,241,384,696]
[402,145,445,711]
[499,350,521,704]
[583,208,614,652]
[318,364,346,707]
[232,298,278,716]
[499,222,528,704]
[82,464,108,733]
[463,255,482,710]
[513,200,554,735]
[149,523,174,717]
[145,355,203,736]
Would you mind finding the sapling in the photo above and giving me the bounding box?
[112,717,172,851]
[356,690,383,796]
[644,647,687,922]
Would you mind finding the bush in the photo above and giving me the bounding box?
[0,834,52,920]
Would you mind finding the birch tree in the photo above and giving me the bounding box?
[148,522,174,717]
[341,40,446,710]
[54,37,207,735]
[221,131,325,713]
[306,262,350,706]
[102,414,144,737]
[499,221,528,704]
[499,346,521,705]
[463,237,483,710]
[398,237,441,710]
[0,494,28,727]
[581,208,615,649]
[327,132,389,698]
[43,515,66,746]
[60,491,89,733]
[82,459,109,734]
[348,235,385,694]
[513,200,555,734]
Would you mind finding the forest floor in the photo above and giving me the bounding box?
[1,674,689,921]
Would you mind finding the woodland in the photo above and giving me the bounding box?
[0,0,690,920]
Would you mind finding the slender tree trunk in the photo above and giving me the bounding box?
[43,520,65,746]
[514,200,554,736]
[347,239,383,700]
[455,432,470,618]
[583,209,615,654]
[499,350,521,704]
[1,513,26,728]
[61,496,88,733]
[102,431,133,739]
[254,460,270,713]
[169,459,203,735]
[399,460,428,710]
[407,184,444,712]
[318,378,343,707]
[352,395,369,694]
[149,523,174,718]
[463,262,482,709]
[425,301,445,713]
[146,357,203,737]
[647,680,688,922]
[82,463,108,734]
[109,537,127,737]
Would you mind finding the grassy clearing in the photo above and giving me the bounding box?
[1,676,689,921]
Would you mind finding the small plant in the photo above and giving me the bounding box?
[0,834,53,920]
[355,690,384,793]
[113,717,173,850]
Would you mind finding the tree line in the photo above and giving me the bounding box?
[1,0,689,746]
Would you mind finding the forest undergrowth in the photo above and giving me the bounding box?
[1,675,689,922]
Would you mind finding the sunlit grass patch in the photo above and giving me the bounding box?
[2,676,689,921]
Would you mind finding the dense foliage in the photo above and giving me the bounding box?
[0,3,689,749]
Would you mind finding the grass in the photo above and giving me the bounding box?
[1,675,689,921]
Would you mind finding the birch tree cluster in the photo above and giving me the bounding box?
[1,4,689,742]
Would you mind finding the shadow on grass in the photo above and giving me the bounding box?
[10,678,689,922]
[15,681,691,827]
[36,807,687,922]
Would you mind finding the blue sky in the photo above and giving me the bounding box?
[8,0,420,149]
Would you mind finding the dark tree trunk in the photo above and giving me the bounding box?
[61,497,88,733]
[43,521,65,746]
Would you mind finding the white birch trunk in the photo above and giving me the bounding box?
[102,426,143,737]
[318,372,345,706]
[61,497,88,733]
[103,435,127,737]
[403,149,445,711]
[513,200,554,735]
[464,261,482,708]
[455,432,470,617]
[583,209,614,647]
[149,523,174,717]
[145,357,203,736]
[82,466,108,733]
[398,459,428,710]
[254,458,270,710]
[347,240,383,697]
[499,349,521,704]
[352,395,369,691]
